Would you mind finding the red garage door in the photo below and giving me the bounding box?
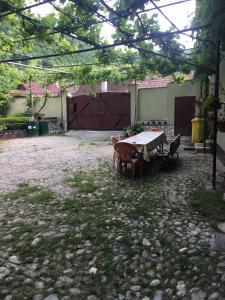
[67,92,130,130]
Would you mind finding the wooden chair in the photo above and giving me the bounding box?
[111,136,118,168]
[156,133,181,159]
[115,142,143,177]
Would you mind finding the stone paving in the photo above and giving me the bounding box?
[0,135,225,300]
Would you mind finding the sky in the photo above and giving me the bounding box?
[31,0,196,48]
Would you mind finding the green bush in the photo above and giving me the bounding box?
[0,116,29,131]
[9,112,26,118]
[124,124,144,137]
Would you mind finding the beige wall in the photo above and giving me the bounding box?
[8,93,67,125]
[138,88,168,121]
[129,80,201,125]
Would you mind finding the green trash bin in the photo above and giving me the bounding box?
[38,120,49,136]
[27,118,39,137]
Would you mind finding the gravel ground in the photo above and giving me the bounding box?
[0,135,225,300]
[0,135,113,195]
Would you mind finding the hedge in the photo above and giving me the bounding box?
[0,117,29,131]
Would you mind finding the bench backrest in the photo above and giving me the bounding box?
[169,133,181,155]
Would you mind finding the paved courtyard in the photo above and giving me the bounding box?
[0,134,225,300]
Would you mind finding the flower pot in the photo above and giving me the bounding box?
[218,122,225,132]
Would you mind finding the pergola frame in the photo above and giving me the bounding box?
[0,0,221,189]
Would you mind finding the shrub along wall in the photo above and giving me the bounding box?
[0,116,29,131]
[0,117,64,139]
[0,117,29,139]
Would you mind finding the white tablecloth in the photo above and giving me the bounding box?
[118,131,166,161]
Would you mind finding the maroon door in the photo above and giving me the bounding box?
[174,96,195,136]
[67,92,130,130]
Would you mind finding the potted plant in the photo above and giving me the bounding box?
[124,124,144,137]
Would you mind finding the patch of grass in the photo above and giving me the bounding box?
[5,184,55,206]
[6,184,40,200]
[65,172,98,193]
[11,222,34,237]
[81,182,97,193]
[60,197,80,211]
[18,231,84,263]
[189,187,225,223]
[19,235,65,262]
[29,190,55,204]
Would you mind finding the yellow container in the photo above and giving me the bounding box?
[191,118,204,143]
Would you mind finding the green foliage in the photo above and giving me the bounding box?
[192,0,225,78]
[24,95,41,113]
[9,112,26,117]
[124,124,144,136]
[0,116,29,131]
[171,74,187,84]
[6,184,40,200]
[0,64,27,115]
[0,116,28,124]
[0,0,196,93]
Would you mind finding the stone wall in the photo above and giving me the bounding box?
[0,129,27,139]
[0,119,64,139]
[137,121,174,139]
[46,118,64,134]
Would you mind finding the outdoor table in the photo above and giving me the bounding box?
[118,131,166,161]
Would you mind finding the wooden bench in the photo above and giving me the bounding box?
[156,133,181,159]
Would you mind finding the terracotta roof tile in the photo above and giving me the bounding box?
[18,82,60,96]
[47,83,60,96]
[130,72,194,89]
[137,76,173,89]
[18,82,45,96]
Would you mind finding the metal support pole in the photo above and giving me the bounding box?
[212,41,221,190]
[134,78,137,124]
[60,89,64,130]
[29,75,33,117]
[204,108,207,155]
